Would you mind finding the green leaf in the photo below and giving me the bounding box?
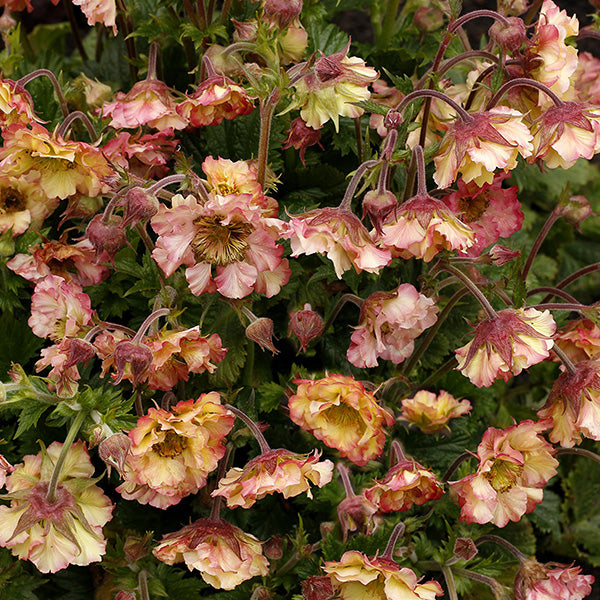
[256,381,286,412]
[305,22,349,56]
[15,401,51,438]
[529,489,561,538]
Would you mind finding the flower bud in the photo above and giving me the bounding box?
[301,575,335,600]
[0,11,16,35]
[557,195,594,229]
[282,117,322,166]
[289,303,324,352]
[337,494,381,541]
[122,187,159,226]
[86,214,126,259]
[363,189,398,234]
[490,17,527,53]
[384,109,402,130]
[113,340,153,386]
[64,338,97,369]
[114,592,136,600]
[263,535,284,560]
[264,0,303,28]
[246,317,279,355]
[98,432,131,475]
[453,538,478,561]
[414,6,444,32]
[123,533,152,562]
[488,244,521,266]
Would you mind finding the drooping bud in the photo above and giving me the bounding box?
[123,533,152,562]
[363,189,398,234]
[63,338,97,369]
[301,575,335,600]
[383,109,402,131]
[282,117,322,166]
[263,535,284,560]
[488,244,521,266]
[557,195,594,229]
[490,17,527,54]
[414,6,445,32]
[289,303,324,352]
[122,187,159,226]
[453,538,478,561]
[98,432,131,475]
[86,214,126,259]
[112,340,153,386]
[264,0,303,28]
[246,317,279,355]
[337,493,381,541]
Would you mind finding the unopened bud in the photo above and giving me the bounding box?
[264,0,303,27]
[363,189,398,234]
[488,244,520,266]
[282,117,322,166]
[86,214,126,259]
[490,17,527,53]
[414,6,445,32]
[289,303,324,352]
[246,318,279,355]
[64,338,97,368]
[301,575,335,600]
[0,12,16,35]
[263,535,284,560]
[114,592,136,600]
[384,109,402,130]
[557,195,594,229]
[122,187,159,226]
[113,340,153,386]
[497,0,530,17]
[453,537,478,561]
[98,432,131,475]
[233,18,258,41]
[123,533,152,562]
[337,494,380,541]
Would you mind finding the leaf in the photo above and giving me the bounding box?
[15,401,51,438]
[305,22,349,56]
[256,381,286,412]
[207,306,248,386]
[529,489,561,539]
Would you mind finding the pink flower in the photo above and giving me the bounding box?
[7,238,109,286]
[212,448,333,509]
[71,0,117,34]
[574,52,600,105]
[288,375,395,466]
[0,77,38,126]
[117,394,234,508]
[0,442,113,573]
[28,275,93,341]
[450,420,558,527]
[153,518,269,590]
[337,493,381,541]
[35,338,83,398]
[323,551,443,600]
[284,207,392,278]
[554,318,600,362]
[176,75,254,127]
[441,173,524,257]
[516,562,594,600]
[151,191,290,299]
[364,459,444,512]
[455,307,556,387]
[0,455,13,489]
[399,390,472,434]
[433,107,533,189]
[101,79,188,130]
[347,284,438,368]
[538,360,600,447]
[378,194,474,261]
[282,117,323,166]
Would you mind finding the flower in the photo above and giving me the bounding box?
[441,173,524,257]
[153,518,269,590]
[0,123,113,200]
[433,107,533,189]
[378,194,474,262]
[35,338,84,398]
[399,390,472,434]
[212,448,333,509]
[28,275,93,341]
[554,318,600,363]
[0,442,113,573]
[282,117,323,166]
[364,459,444,512]
[0,455,13,489]
[538,360,600,447]
[516,561,594,600]
[284,207,391,278]
[346,284,439,368]
[574,52,600,105]
[290,45,378,131]
[151,191,290,298]
[337,493,381,541]
[455,307,556,387]
[116,394,234,508]
[101,79,188,130]
[288,375,395,466]
[529,102,600,169]
[0,77,38,126]
[72,0,117,34]
[323,551,443,600]
[176,75,254,127]
[449,420,558,527]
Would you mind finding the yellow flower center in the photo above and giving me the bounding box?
[191,215,253,266]
[484,459,523,493]
[0,187,26,214]
[323,402,362,428]
[152,430,188,458]
[215,181,237,195]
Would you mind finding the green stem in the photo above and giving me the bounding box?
[257,89,279,187]
[442,565,459,600]
[381,522,405,560]
[526,287,580,304]
[485,77,564,111]
[442,451,474,482]
[378,0,401,49]
[138,570,150,600]
[340,160,379,210]
[46,410,87,503]
[416,356,457,390]
[56,111,98,141]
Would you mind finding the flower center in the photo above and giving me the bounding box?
[0,187,26,214]
[458,194,490,223]
[484,459,523,493]
[323,402,362,428]
[191,215,253,266]
[215,181,236,195]
[152,430,188,458]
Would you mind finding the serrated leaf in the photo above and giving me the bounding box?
[529,489,561,538]
[305,22,349,56]
[257,381,286,412]
[16,401,51,438]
